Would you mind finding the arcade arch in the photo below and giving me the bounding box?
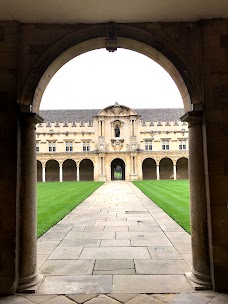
[177,157,189,179]
[111,158,125,180]
[62,159,77,181]
[45,159,59,182]
[79,159,94,181]
[142,158,156,180]
[37,160,42,182]
[159,157,173,180]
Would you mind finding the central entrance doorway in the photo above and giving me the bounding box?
[111,158,125,180]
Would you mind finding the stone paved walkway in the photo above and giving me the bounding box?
[1,182,228,303]
[36,181,193,294]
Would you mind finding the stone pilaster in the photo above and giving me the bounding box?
[18,112,43,291]
[181,110,211,289]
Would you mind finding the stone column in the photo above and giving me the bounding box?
[59,164,63,182]
[156,163,160,180]
[173,164,177,180]
[181,110,211,289]
[18,112,43,291]
[76,164,80,181]
[42,164,46,182]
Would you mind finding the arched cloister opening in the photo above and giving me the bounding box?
[159,157,173,180]
[63,159,76,181]
[45,159,59,182]
[111,158,125,180]
[37,160,42,182]
[142,158,156,180]
[79,159,94,181]
[16,29,213,292]
[177,157,189,179]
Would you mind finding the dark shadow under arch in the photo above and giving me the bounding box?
[46,159,59,182]
[79,159,94,181]
[37,160,42,182]
[160,157,173,180]
[63,159,76,181]
[177,157,189,179]
[142,158,156,180]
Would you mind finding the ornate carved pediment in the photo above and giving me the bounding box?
[96,102,138,117]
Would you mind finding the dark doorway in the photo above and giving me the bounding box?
[111,158,125,180]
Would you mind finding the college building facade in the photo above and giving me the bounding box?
[36,103,189,182]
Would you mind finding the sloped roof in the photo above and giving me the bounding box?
[39,108,185,123]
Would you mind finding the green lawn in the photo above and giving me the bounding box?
[132,180,190,233]
[37,181,103,238]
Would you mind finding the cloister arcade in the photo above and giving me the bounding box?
[37,156,188,182]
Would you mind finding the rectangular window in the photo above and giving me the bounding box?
[66,142,73,152]
[145,140,152,151]
[48,141,56,152]
[36,142,39,152]
[162,140,169,150]
[83,142,90,152]
[179,140,187,150]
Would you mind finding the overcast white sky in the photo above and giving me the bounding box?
[41,48,183,110]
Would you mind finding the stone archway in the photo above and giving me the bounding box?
[142,158,156,180]
[37,160,42,182]
[159,157,173,179]
[63,159,76,181]
[16,28,213,292]
[79,159,94,181]
[111,158,125,180]
[45,159,59,182]
[177,157,189,179]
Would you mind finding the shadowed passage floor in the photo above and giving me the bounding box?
[37,181,193,294]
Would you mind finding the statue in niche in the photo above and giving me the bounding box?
[115,125,120,137]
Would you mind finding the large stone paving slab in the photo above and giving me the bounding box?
[94,260,135,275]
[147,246,182,259]
[113,275,192,293]
[65,231,115,239]
[116,231,169,240]
[134,259,190,274]
[40,259,95,275]
[37,275,113,294]
[48,247,83,259]
[59,239,101,247]
[79,247,150,259]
